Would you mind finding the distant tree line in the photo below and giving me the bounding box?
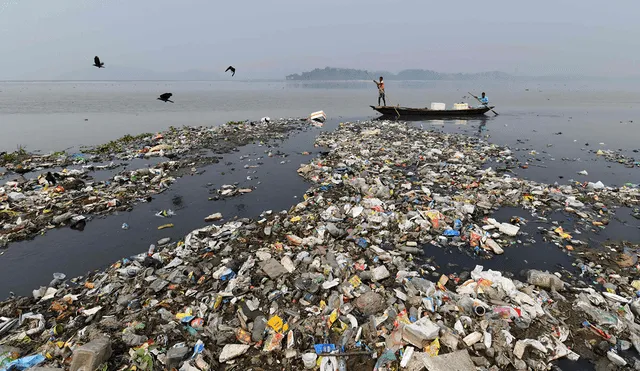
[286,67,512,81]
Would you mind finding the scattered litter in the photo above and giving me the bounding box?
[0,119,637,370]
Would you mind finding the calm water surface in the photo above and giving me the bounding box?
[1,79,640,152]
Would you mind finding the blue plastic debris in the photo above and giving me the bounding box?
[180,316,195,324]
[314,343,336,354]
[0,353,45,371]
[220,268,236,281]
[454,219,463,230]
[443,229,460,237]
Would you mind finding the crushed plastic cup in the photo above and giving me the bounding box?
[302,352,318,369]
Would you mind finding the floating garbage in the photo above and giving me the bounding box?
[0,119,637,370]
[0,118,310,249]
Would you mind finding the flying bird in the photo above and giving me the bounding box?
[225,66,236,77]
[93,56,104,68]
[157,93,174,103]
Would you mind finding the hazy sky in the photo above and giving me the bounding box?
[0,0,638,79]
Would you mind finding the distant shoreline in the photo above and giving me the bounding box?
[286,67,512,81]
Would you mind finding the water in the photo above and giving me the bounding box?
[0,80,638,370]
[2,80,640,153]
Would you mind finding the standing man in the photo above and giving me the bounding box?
[373,76,386,106]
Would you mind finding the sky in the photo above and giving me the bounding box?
[0,0,638,79]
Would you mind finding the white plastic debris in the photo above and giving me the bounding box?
[588,181,605,190]
[607,351,626,366]
[219,344,250,362]
[498,223,519,236]
[483,239,504,254]
[281,256,295,273]
[514,339,547,359]
[400,346,415,368]
[204,213,223,222]
[403,317,440,347]
[371,265,390,281]
[462,331,483,347]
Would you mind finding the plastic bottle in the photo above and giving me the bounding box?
[148,244,156,256]
[337,357,347,371]
[397,245,421,254]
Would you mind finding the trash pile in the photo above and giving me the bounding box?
[299,121,637,259]
[594,149,640,169]
[0,119,310,247]
[0,120,638,370]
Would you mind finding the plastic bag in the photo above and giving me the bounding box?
[0,354,45,371]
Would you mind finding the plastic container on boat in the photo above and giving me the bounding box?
[430,103,446,111]
[453,103,469,110]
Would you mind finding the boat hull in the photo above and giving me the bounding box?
[370,105,494,117]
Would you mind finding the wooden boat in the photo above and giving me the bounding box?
[370,105,495,117]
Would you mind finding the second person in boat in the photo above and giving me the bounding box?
[373,76,386,106]
[478,92,489,106]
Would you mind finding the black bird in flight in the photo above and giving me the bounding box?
[225,66,236,76]
[157,93,174,103]
[93,56,105,68]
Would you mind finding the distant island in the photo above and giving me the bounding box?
[286,67,512,81]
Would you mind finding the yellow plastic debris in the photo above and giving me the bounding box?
[554,227,572,239]
[328,309,339,327]
[349,275,362,288]
[176,308,193,320]
[267,315,283,332]
[424,338,440,357]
